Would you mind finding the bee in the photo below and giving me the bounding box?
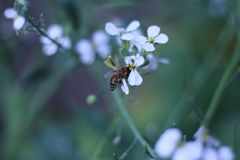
[104,66,131,91]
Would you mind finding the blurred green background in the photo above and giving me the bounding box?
[0,0,240,159]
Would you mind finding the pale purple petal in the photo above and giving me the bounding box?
[4,8,17,19]
[154,128,182,158]
[40,36,52,45]
[121,33,134,40]
[58,36,71,49]
[147,25,160,38]
[154,33,169,44]
[183,141,203,159]
[134,35,147,45]
[202,147,218,160]
[142,42,155,52]
[13,16,25,30]
[75,39,95,65]
[128,70,143,86]
[124,55,135,65]
[194,126,206,140]
[125,20,140,32]
[42,43,58,56]
[93,30,109,46]
[172,147,189,160]
[158,58,170,64]
[121,79,129,95]
[146,53,158,70]
[218,146,234,160]
[96,44,111,58]
[134,54,144,67]
[105,22,120,36]
[47,24,63,39]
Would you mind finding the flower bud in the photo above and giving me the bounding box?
[86,94,97,105]
[14,0,29,15]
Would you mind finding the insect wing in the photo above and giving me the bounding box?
[104,71,113,80]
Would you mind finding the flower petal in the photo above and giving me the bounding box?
[96,44,111,58]
[105,22,120,36]
[218,146,234,160]
[172,147,189,160]
[126,20,140,32]
[124,55,135,65]
[128,70,143,86]
[58,36,72,49]
[93,30,109,46]
[142,42,155,52]
[158,58,170,64]
[47,24,63,39]
[134,54,144,67]
[4,8,17,19]
[75,39,95,65]
[42,43,58,56]
[202,147,218,160]
[134,35,148,45]
[121,33,134,40]
[13,16,25,30]
[183,141,203,159]
[146,53,158,70]
[40,36,52,45]
[121,79,129,95]
[147,25,160,38]
[154,128,182,158]
[154,33,168,44]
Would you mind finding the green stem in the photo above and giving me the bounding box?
[160,17,234,131]
[25,15,64,49]
[113,90,154,157]
[202,42,240,126]
[91,118,119,160]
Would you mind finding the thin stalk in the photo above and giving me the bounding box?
[113,90,154,157]
[202,42,240,126]
[25,15,64,49]
[161,16,234,131]
[118,138,137,159]
[91,118,119,160]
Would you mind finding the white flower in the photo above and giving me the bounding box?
[202,147,218,160]
[105,20,140,40]
[75,39,95,65]
[173,141,203,160]
[218,146,234,160]
[194,126,206,140]
[75,30,111,65]
[120,79,129,95]
[92,30,111,58]
[138,25,168,52]
[146,53,170,70]
[40,24,72,56]
[129,29,144,52]
[194,126,220,147]
[4,8,25,31]
[154,128,182,158]
[124,54,144,86]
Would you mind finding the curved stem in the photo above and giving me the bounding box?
[202,42,240,126]
[91,118,119,160]
[25,15,64,50]
[113,90,154,157]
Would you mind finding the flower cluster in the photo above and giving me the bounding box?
[4,8,25,31]
[40,24,72,56]
[4,12,169,95]
[154,127,235,160]
[105,20,169,95]
[75,30,111,65]
[105,20,169,52]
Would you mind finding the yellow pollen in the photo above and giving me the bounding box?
[148,37,154,43]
